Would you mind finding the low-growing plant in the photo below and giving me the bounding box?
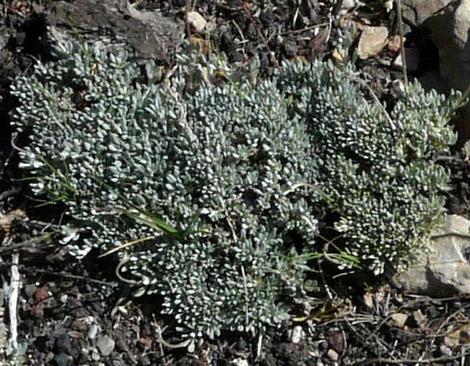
[11,42,321,346]
[277,61,462,274]
[11,40,461,344]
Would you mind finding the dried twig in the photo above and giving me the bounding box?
[241,265,249,329]
[7,253,20,353]
[0,234,52,254]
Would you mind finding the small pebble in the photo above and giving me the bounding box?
[440,344,453,356]
[327,349,339,362]
[390,313,408,328]
[187,11,207,33]
[24,284,37,298]
[53,352,69,366]
[88,324,99,340]
[289,326,305,344]
[231,359,249,366]
[97,335,115,356]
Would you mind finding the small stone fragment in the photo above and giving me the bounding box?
[24,284,37,298]
[97,335,115,356]
[444,323,470,348]
[339,0,357,13]
[357,26,389,59]
[363,292,374,308]
[53,352,69,366]
[444,330,460,348]
[88,324,99,340]
[231,358,249,366]
[327,349,339,362]
[412,309,427,328]
[187,11,207,33]
[289,326,305,344]
[440,344,453,356]
[390,313,408,328]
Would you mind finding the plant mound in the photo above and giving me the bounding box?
[11,41,460,342]
[12,42,320,344]
[277,61,461,274]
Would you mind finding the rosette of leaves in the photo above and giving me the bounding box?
[11,41,320,344]
[277,60,462,274]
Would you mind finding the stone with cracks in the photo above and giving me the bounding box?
[393,214,470,296]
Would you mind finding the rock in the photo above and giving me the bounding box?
[46,0,184,61]
[24,284,37,298]
[401,0,470,142]
[357,26,389,59]
[54,333,71,353]
[363,292,374,308]
[288,326,305,344]
[401,0,454,27]
[91,351,100,361]
[88,324,99,340]
[440,344,453,356]
[390,313,408,328]
[53,352,70,366]
[96,335,115,356]
[231,358,249,366]
[428,0,469,91]
[393,215,470,296]
[187,11,207,33]
[444,322,470,348]
[327,349,339,362]
[339,0,357,13]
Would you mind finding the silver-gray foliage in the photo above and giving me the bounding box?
[277,61,461,274]
[11,40,460,341]
[11,42,320,342]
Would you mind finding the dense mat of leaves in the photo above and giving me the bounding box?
[11,41,460,343]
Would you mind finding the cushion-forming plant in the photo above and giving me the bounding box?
[277,61,461,274]
[11,40,461,343]
[11,42,320,345]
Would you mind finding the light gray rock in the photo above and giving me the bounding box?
[231,359,249,366]
[357,26,389,59]
[46,0,184,61]
[97,335,115,356]
[327,349,339,362]
[88,324,99,340]
[187,11,207,33]
[393,215,470,296]
[288,325,305,344]
[339,0,357,13]
[401,0,454,27]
